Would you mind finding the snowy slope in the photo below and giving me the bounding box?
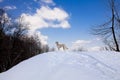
[0,51,120,80]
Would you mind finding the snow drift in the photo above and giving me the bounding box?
[0,51,120,80]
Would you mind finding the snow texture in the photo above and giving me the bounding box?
[0,51,120,80]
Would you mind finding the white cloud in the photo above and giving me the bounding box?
[18,1,70,46]
[34,0,55,5]
[0,0,3,2]
[4,6,17,10]
[71,40,91,51]
[16,15,48,45]
[72,40,91,46]
[36,7,69,21]
[36,31,48,45]
[41,0,54,4]
[20,13,48,30]
[89,46,101,51]
[20,6,70,30]
[50,20,70,29]
[71,39,103,51]
[26,30,48,45]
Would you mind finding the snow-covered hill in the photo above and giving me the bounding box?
[0,51,120,80]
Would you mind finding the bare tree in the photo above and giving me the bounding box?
[110,0,119,51]
[0,9,49,73]
[92,0,120,52]
[0,8,12,72]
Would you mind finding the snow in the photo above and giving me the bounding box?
[0,51,120,80]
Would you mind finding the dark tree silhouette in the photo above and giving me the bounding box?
[92,0,120,52]
[0,9,49,73]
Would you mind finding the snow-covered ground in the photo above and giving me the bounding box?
[0,51,120,80]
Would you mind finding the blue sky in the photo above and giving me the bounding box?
[40,0,108,50]
[0,0,114,51]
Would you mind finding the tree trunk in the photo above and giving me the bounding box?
[111,0,120,51]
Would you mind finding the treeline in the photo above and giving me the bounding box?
[0,9,49,72]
